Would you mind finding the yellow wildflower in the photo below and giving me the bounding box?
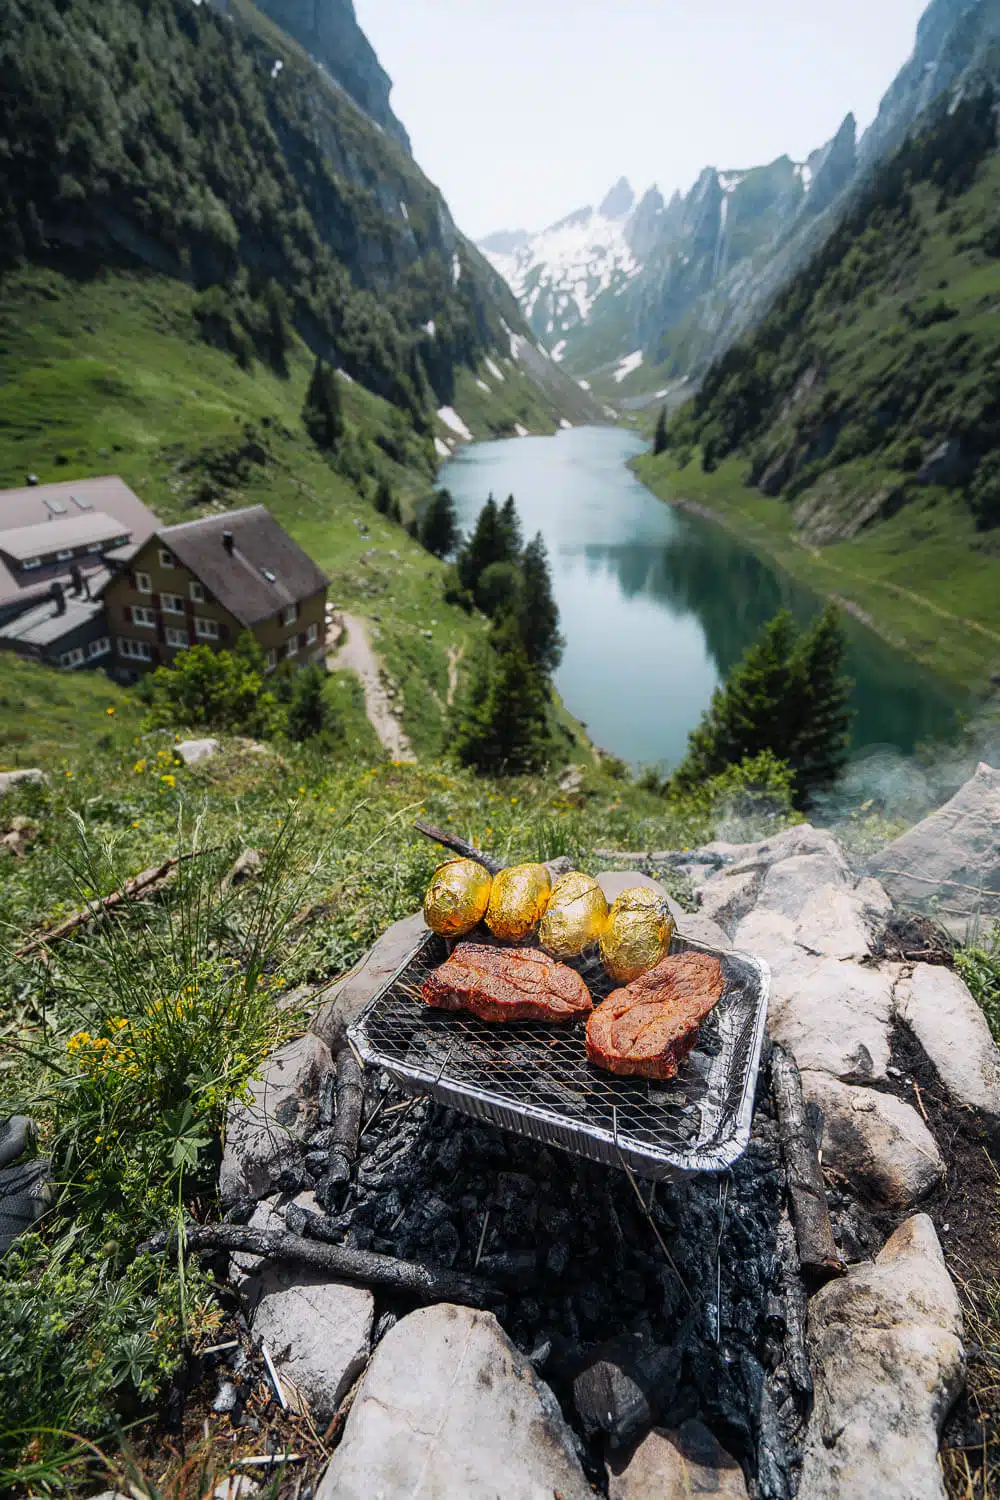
[161,773,176,788]
[106,706,115,716]
[134,759,147,774]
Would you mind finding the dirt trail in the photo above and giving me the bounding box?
[446,644,464,708]
[329,612,414,762]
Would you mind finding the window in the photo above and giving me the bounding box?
[281,603,298,627]
[56,549,75,562]
[194,617,220,641]
[119,638,153,662]
[165,626,189,649]
[264,648,277,672]
[131,605,156,628]
[87,542,104,554]
[189,580,204,603]
[135,571,151,594]
[306,622,318,645]
[21,557,41,571]
[161,593,185,615]
[87,637,110,659]
[59,647,84,669]
[283,638,298,660]
[159,548,175,569]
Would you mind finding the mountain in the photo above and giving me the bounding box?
[637,84,1000,692]
[483,0,1000,395]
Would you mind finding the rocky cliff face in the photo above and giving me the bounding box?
[250,0,412,151]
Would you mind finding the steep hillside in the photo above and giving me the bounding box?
[636,88,1000,692]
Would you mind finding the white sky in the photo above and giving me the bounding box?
[355,0,931,239]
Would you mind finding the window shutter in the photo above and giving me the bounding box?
[299,631,306,650]
[124,605,132,624]
[151,592,160,610]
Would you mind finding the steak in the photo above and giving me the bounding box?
[586,951,724,1080]
[421,943,593,1023]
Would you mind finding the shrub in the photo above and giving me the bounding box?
[140,636,279,738]
[956,923,1000,1042]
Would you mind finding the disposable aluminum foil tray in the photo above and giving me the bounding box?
[347,929,770,1181]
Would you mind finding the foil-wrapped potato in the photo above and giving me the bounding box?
[599,886,675,983]
[538,871,609,959]
[423,858,493,938]
[485,862,552,942]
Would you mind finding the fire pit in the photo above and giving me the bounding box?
[348,929,769,1181]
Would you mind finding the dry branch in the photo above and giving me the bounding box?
[15,855,191,957]
[412,819,504,876]
[141,1222,496,1308]
[771,1044,844,1282]
[318,1047,364,1203]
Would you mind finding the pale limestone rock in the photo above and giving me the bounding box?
[718,823,847,877]
[174,737,220,767]
[316,1305,592,1500]
[801,1071,944,1206]
[218,1032,330,1202]
[694,869,760,936]
[0,769,46,794]
[763,952,896,1082]
[608,1420,748,1499]
[677,911,732,951]
[597,870,670,905]
[869,762,1000,938]
[755,852,850,921]
[247,1267,373,1423]
[798,1214,964,1500]
[792,877,891,960]
[312,910,427,1053]
[894,964,1000,1124]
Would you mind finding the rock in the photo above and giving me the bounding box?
[312,911,427,1053]
[792,878,891,960]
[755,852,851,921]
[800,1072,944,1206]
[246,1267,373,1423]
[556,764,586,796]
[916,437,970,487]
[0,769,45,795]
[714,824,847,878]
[869,762,1000,939]
[316,1304,592,1500]
[758,951,896,1082]
[544,855,575,880]
[798,1214,964,1500]
[174,738,220,767]
[0,817,37,858]
[213,1479,258,1500]
[695,869,760,935]
[223,848,265,889]
[572,1332,679,1448]
[608,1420,748,1499]
[894,964,1000,1125]
[597,870,672,906]
[219,1033,331,1203]
[677,911,732,951]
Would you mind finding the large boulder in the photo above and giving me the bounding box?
[755,949,897,1082]
[312,911,427,1053]
[218,1032,330,1203]
[801,1071,944,1207]
[174,738,221,767]
[245,1266,373,1423]
[316,1304,592,1500]
[0,769,45,795]
[869,762,1000,939]
[798,1214,964,1500]
[894,963,1000,1126]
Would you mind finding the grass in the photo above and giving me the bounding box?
[633,450,1000,693]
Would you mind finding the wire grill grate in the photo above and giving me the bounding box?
[348,928,770,1180]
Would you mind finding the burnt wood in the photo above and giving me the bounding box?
[317,1047,364,1205]
[412,818,505,875]
[770,1045,844,1282]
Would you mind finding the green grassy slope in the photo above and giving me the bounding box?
[637,90,1000,692]
[0,262,577,762]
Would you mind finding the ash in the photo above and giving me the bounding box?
[267,1051,803,1498]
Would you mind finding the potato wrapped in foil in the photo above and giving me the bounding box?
[423,858,493,938]
[538,871,609,959]
[599,886,675,983]
[485,862,552,942]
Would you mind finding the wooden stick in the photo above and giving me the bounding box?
[140,1223,497,1308]
[15,856,178,956]
[320,1048,364,1198]
[412,819,504,876]
[777,1213,813,1401]
[771,1045,844,1282]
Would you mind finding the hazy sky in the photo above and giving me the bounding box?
[355,0,931,239]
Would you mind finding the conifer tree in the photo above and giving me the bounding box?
[452,615,551,776]
[653,405,669,455]
[518,532,564,673]
[456,495,506,595]
[373,477,394,516]
[421,487,461,558]
[789,605,854,796]
[302,357,343,450]
[499,494,523,558]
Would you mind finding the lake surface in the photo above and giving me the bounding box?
[440,426,963,770]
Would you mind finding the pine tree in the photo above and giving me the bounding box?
[498,494,523,558]
[518,532,564,673]
[373,477,394,516]
[788,605,854,797]
[263,280,291,376]
[421,487,461,558]
[653,405,669,455]
[302,357,343,450]
[452,615,551,776]
[456,495,506,595]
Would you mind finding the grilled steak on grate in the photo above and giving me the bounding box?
[586,951,724,1080]
[421,942,593,1023]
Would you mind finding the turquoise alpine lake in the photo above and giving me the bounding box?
[439,426,964,771]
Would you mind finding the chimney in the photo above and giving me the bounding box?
[70,562,83,596]
[50,580,66,616]
[222,530,234,555]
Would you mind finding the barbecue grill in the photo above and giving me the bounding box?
[348,929,769,1181]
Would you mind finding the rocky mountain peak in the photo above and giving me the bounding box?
[249,0,411,151]
[599,177,635,219]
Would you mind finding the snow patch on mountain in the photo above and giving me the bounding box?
[613,350,644,383]
[437,406,472,441]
